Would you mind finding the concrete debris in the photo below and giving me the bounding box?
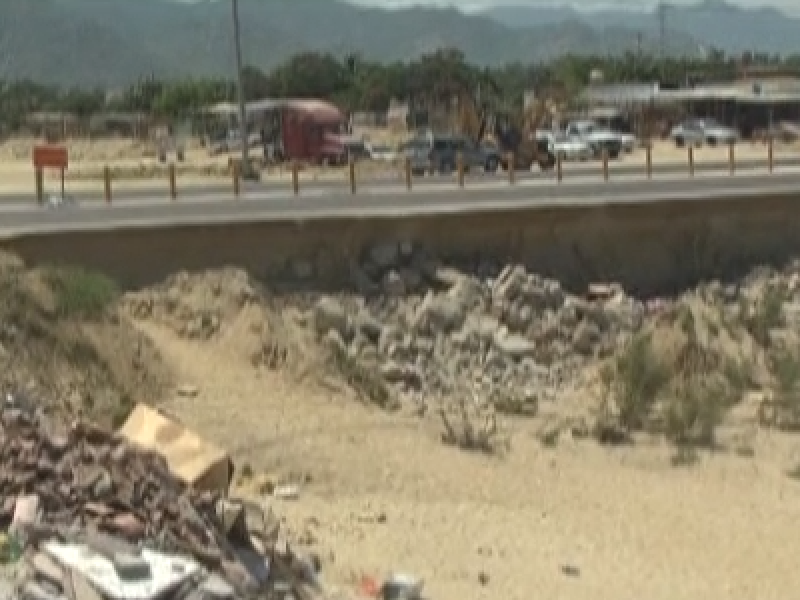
[312,255,646,405]
[0,403,323,600]
[123,247,800,423]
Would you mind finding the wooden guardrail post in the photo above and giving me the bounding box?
[168,163,177,200]
[34,168,44,205]
[404,157,412,191]
[103,166,112,204]
[507,153,515,185]
[348,157,357,194]
[688,146,695,177]
[601,150,609,181]
[457,152,465,187]
[556,154,563,182]
[645,143,652,179]
[291,161,299,195]
[768,137,774,173]
[232,160,241,198]
[728,142,735,175]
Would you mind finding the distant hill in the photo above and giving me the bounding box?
[487,0,800,56]
[0,0,699,87]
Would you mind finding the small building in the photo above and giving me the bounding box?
[583,79,800,140]
[387,99,409,131]
[24,112,82,140]
[658,79,800,138]
[581,83,676,138]
[88,112,150,139]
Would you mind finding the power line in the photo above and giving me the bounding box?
[231,0,250,176]
[657,3,667,60]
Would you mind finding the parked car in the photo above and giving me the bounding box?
[618,132,637,153]
[762,122,800,143]
[404,133,502,175]
[366,142,399,163]
[539,131,593,162]
[669,118,740,147]
[564,120,623,159]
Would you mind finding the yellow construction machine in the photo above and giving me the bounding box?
[453,87,559,171]
[491,96,562,171]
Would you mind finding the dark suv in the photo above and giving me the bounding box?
[405,134,501,175]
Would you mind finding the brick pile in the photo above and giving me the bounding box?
[0,402,326,599]
[0,404,237,567]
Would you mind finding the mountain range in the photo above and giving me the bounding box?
[485,0,800,56]
[0,0,797,88]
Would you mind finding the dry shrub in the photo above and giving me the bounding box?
[438,396,510,456]
[596,303,747,460]
[759,345,800,432]
[741,282,788,347]
[325,342,394,410]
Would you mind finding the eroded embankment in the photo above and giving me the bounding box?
[2,192,799,295]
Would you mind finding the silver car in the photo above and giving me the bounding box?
[669,118,740,147]
[404,134,501,175]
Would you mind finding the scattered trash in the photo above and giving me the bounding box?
[273,484,301,501]
[380,573,424,600]
[561,564,581,577]
[0,403,324,599]
[46,194,79,209]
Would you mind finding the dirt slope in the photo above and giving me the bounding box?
[0,252,169,424]
[121,265,800,600]
[138,300,800,600]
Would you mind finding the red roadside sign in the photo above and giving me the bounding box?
[32,145,68,170]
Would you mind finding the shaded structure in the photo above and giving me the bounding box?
[584,77,800,140]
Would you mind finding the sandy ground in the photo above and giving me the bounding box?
[139,317,800,600]
[0,136,795,197]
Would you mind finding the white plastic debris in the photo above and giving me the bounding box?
[43,541,200,600]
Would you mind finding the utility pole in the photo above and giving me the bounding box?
[232,0,250,176]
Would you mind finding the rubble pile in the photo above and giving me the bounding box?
[125,269,263,340]
[313,261,646,403]
[122,246,653,405]
[120,243,800,413]
[0,401,320,600]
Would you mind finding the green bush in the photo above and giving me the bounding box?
[44,266,119,319]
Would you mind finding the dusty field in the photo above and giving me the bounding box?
[111,254,800,600]
[5,245,800,596]
[0,134,795,197]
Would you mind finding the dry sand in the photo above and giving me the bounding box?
[137,314,800,600]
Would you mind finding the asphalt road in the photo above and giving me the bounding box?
[1,155,798,205]
[0,169,798,238]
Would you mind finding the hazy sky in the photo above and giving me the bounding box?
[344,0,799,15]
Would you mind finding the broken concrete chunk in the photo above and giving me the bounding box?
[313,297,350,339]
[199,573,235,599]
[492,333,536,360]
[11,494,41,534]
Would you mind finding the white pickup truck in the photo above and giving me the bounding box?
[565,120,628,159]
